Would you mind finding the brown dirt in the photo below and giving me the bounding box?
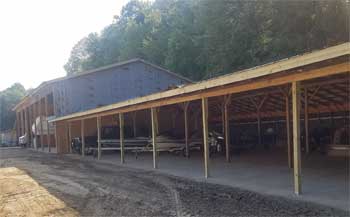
[0,148,348,217]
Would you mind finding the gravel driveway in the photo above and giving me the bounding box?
[0,148,347,217]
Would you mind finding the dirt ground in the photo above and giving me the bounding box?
[0,148,348,217]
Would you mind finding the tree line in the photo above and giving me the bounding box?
[64,0,349,80]
[0,83,26,131]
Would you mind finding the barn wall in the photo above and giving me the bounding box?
[54,61,188,118]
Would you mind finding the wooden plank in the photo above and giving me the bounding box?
[224,95,231,162]
[183,102,190,158]
[45,96,51,152]
[304,87,309,154]
[97,116,101,160]
[119,113,125,164]
[292,81,302,195]
[51,61,349,123]
[202,98,209,178]
[81,119,85,157]
[151,108,158,169]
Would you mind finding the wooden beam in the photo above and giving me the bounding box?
[224,95,231,162]
[45,96,51,152]
[202,98,209,178]
[119,113,125,164]
[286,94,292,168]
[97,116,101,160]
[292,81,302,195]
[51,62,349,123]
[304,87,309,154]
[151,108,158,169]
[183,102,190,158]
[81,119,85,157]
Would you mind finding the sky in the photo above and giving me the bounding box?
[0,0,129,91]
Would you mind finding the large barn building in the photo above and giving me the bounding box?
[13,59,191,150]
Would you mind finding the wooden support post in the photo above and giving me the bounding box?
[221,105,225,135]
[202,97,209,178]
[119,113,125,164]
[286,94,292,168]
[27,107,32,147]
[28,105,34,148]
[97,116,101,160]
[151,108,158,169]
[24,108,28,144]
[304,87,309,154]
[292,81,302,195]
[81,119,85,157]
[68,121,72,153]
[224,95,231,162]
[16,112,20,144]
[54,122,58,152]
[39,99,44,151]
[45,96,50,152]
[132,111,137,137]
[21,110,24,137]
[250,95,267,148]
[183,102,190,158]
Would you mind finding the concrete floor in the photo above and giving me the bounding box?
[77,149,349,211]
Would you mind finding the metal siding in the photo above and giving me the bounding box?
[55,61,188,117]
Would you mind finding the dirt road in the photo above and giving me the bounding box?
[0,148,347,217]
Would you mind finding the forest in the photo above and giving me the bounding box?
[65,0,349,80]
[0,83,26,131]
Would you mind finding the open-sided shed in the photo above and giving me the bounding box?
[51,43,349,202]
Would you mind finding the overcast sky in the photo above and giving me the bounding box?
[0,0,129,91]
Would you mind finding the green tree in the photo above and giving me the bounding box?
[64,0,349,80]
[0,83,26,131]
